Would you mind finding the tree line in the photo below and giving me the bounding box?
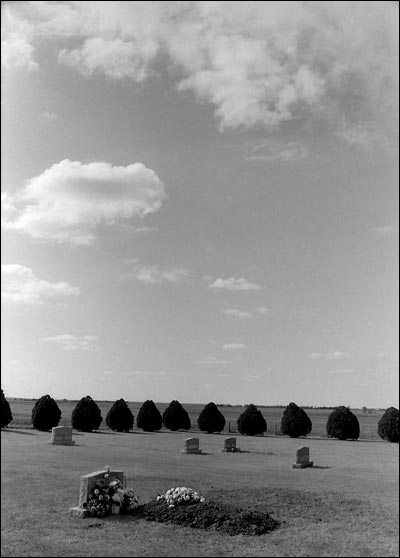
[1,390,398,443]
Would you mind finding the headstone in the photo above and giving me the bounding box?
[69,467,125,518]
[292,446,313,469]
[181,437,202,454]
[47,426,75,446]
[221,437,240,452]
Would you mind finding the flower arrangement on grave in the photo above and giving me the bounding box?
[156,486,205,509]
[83,466,138,517]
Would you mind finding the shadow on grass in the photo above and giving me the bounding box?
[181,452,213,456]
[125,430,158,435]
[229,450,276,455]
[1,428,36,435]
[89,431,124,435]
[311,465,331,469]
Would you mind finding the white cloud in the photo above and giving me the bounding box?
[128,370,166,377]
[256,306,269,314]
[224,308,253,319]
[2,2,397,142]
[40,111,58,122]
[335,121,391,149]
[326,368,355,375]
[1,8,38,73]
[309,351,348,360]
[1,264,80,306]
[121,262,189,284]
[373,225,397,237]
[2,159,166,245]
[59,36,158,81]
[196,356,228,365]
[1,36,39,72]
[222,343,246,351]
[209,277,261,291]
[245,140,308,163]
[42,334,98,351]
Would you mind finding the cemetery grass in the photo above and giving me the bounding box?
[1,429,398,557]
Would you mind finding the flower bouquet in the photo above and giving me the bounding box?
[156,486,205,509]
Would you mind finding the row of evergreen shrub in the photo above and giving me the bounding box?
[1,390,398,442]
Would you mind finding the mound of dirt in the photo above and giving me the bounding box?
[132,499,280,536]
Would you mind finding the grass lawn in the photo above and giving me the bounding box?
[1,428,398,557]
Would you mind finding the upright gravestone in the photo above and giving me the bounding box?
[292,446,313,469]
[47,426,75,446]
[221,437,240,452]
[181,437,202,454]
[69,468,125,518]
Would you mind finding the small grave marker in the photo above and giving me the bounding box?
[292,446,313,469]
[69,468,125,518]
[181,437,202,454]
[47,426,75,446]
[221,437,240,452]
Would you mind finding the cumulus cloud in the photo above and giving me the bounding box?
[1,264,80,306]
[326,368,355,375]
[42,334,98,351]
[40,111,58,122]
[209,277,261,291]
[373,225,397,237]
[121,261,189,284]
[2,159,165,245]
[1,7,39,72]
[2,1,397,143]
[222,343,246,350]
[309,351,348,360]
[128,370,166,377]
[245,140,308,163]
[196,356,228,365]
[224,308,253,319]
[256,306,269,314]
[58,36,158,81]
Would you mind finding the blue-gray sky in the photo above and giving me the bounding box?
[1,1,398,407]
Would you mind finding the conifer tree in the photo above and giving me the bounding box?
[71,395,103,432]
[378,407,399,443]
[106,398,134,432]
[237,404,267,436]
[0,389,13,428]
[31,394,62,431]
[197,402,226,433]
[280,402,312,438]
[163,400,191,431]
[326,406,360,440]
[136,400,162,432]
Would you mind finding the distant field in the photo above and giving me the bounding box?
[7,399,385,440]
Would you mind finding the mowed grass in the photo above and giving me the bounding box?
[7,399,385,440]
[1,427,398,557]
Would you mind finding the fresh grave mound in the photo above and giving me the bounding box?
[133,498,280,536]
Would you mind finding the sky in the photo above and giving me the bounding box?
[1,1,399,408]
